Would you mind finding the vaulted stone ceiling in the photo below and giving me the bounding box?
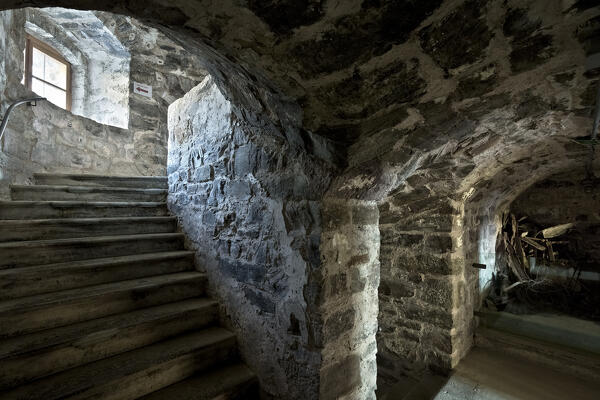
[2,0,599,148]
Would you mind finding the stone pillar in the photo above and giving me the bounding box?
[319,199,380,399]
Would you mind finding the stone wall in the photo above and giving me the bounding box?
[167,77,339,399]
[1,0,599,396]
[97,12,206,174]
[25,8,131,128]
[321,0,600,389]
[0,9,138,198]
[0,8,204,199]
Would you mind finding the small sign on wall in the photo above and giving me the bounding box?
[133,82,152,98]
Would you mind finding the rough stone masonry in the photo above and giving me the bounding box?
[0,8,205,198]
[1,0,599,399]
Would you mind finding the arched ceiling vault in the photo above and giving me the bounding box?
[2,1,599,152]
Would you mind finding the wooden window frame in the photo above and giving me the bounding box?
[24,35,72,111]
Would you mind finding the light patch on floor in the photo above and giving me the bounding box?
[433,347,600,400]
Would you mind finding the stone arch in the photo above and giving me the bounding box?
[372,108,596,384]
[455,117,596,327]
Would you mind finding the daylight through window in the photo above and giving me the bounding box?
[24,35,71,110]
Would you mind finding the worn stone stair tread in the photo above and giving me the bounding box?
[0,200,168,220]
[10,184,168,194]
[138,363,258,400]
[1,215,176,226]
[0,297,217,359]
[0,272,206,338]
[0,251,195,300]
[0,232,184,269]
[10,184,168,202]
[0,232,183,249]
[34,173,168,189]
[0,271,204,313]
[0,299,218,389]
[0,328,237,400]
[34,173,168,180]
[0,216,177,242]
[0,200,167,207]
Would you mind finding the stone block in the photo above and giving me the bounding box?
[243,286,276,314]
[320,354,361,400]
[403,303,453,330]
[398,327,421,343]
[324,307,355,342]
[416,254,455,275]
[392,213,454,232]
[347,253,369,267]
[424,234,453,253]
[421,327,452,354]
[233,143,257,176]
[352,203,379,225]
[418,0,492,69]
[351,267,367,293]
[381,231,424,247]
[329,272,348,297]
[321,201,351,230]
[192,165,213,182]
[418,277,453,310]
[380,279,415,299]
[424,350,452,375]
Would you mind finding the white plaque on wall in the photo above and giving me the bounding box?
[133,82,152,98]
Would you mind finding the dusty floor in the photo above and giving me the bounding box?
[383,347,600,400]
[433,347,600,400]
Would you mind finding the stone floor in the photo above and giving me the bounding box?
[382,347,600,400]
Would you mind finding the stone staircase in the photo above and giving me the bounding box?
[0,173,258,399]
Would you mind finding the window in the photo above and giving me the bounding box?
[24,35,71,110]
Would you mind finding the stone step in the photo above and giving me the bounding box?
[1,328,237,400]
[0,232,185,269]
[0,201,168,220]
[138,363,259,400]
[0,272,206,338]
[34,173,168,189]
[476,327,600,384]
[0,216,177,242]
[0,251,195,301]
[10,185,167,202]
[0,298,218,390]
